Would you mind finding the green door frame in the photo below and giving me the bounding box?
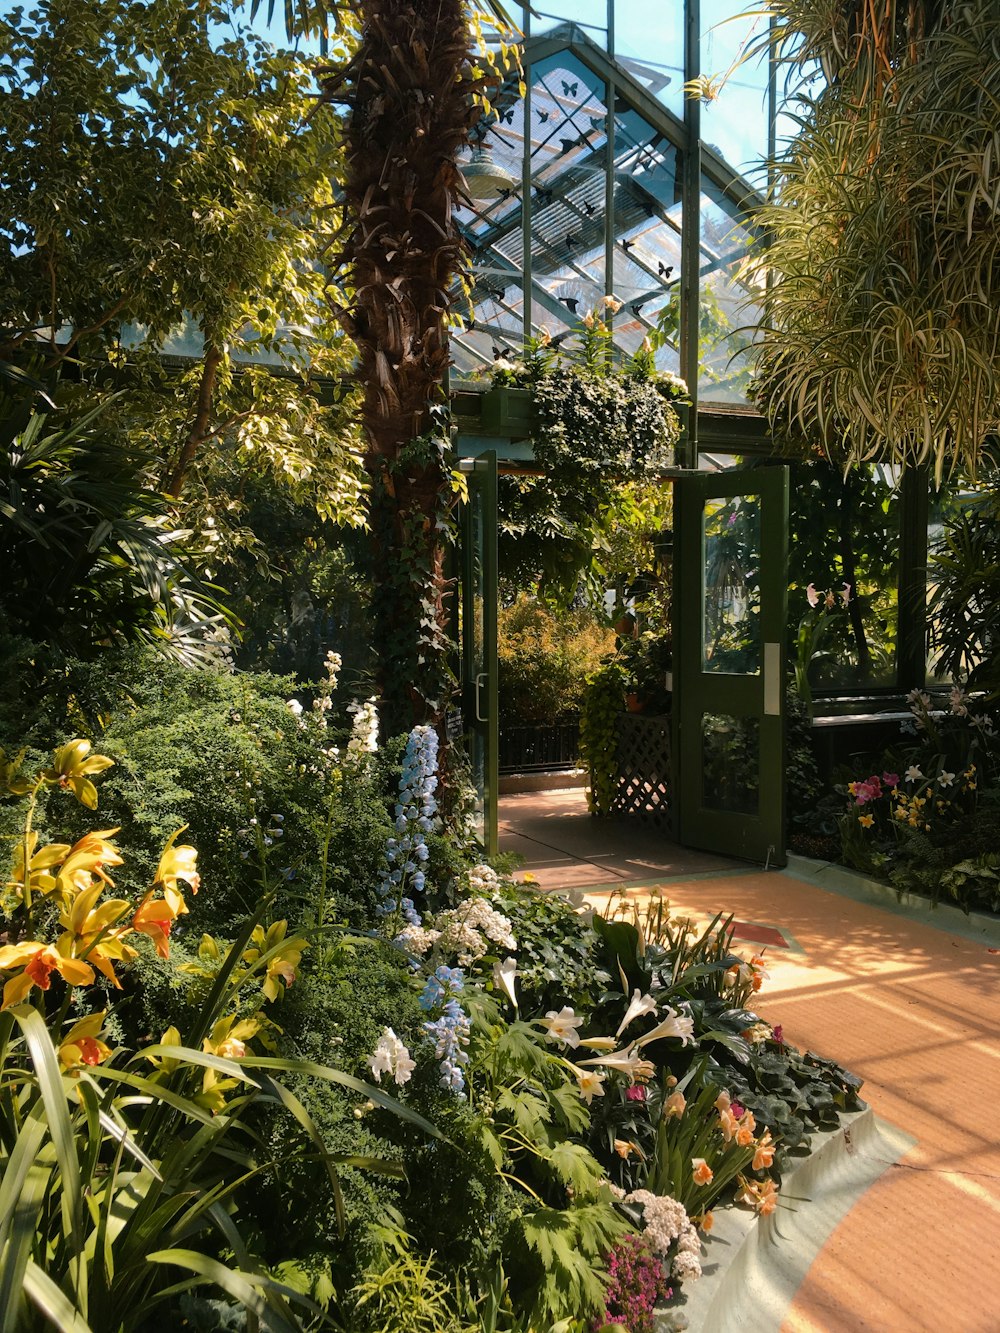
[459,453,499,857]
[674,465,789,866]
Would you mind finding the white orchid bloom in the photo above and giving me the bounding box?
[615,988,658,1038]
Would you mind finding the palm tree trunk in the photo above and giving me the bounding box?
[338,0,481,740]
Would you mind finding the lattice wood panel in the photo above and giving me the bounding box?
[610,712,672,825]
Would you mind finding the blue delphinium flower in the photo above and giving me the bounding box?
[422,995,471,1095]
[376,726,440,930]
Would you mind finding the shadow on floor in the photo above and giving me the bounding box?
[498,786,743,890]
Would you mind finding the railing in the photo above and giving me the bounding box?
[498,722,580,774]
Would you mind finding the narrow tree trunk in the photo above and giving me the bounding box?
[165,344,223,499]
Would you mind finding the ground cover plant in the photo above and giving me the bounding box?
[0,677,866,1331]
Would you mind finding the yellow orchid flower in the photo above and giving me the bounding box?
[145,1025,183,1076]
[205,1014,260,1061]
[59,881,136,985]
[43,740,115,809]
[154,828,200,902]
[242,921,307,1002]
[198,1016,261,1114]
[55,830,123,903]
[58,1011,113,1071]
[0,941,95,1009]
[8,832,71,902]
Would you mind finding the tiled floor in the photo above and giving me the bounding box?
[500,788,1000,1332]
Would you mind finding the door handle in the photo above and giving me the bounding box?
[475,672,488,723]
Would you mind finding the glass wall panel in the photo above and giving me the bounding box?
[698,188,758,402]
[700,0,771,176]
[788,463,900,692]
[527,2,608,47]
[611,106,682,375]
[613,0,685,120]
[524,52,608,333]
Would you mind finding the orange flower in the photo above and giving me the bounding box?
[700,1211,715,1233]
[0,941,95,1008]
[719,1107,740,1142]
[714,1090,732,1113]
[664,1090,686,1119]
[736,1123,755,1148]
[133,893,179,959]
[737,1176,779,1216]
[691,1157,714,1186]
[59,1012,112,1071]
[752,1131,775,1171]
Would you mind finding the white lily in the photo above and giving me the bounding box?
[539,1006,584,1048]
[615,988,657,1038]
[579,1047,655,1083]
[493,956,518,1009]
[634,1006,695,1048]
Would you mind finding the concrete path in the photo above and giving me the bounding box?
[500,789,1000,1333]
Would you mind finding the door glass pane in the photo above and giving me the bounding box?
[703,494,761,674]
[467,484,486,842]
[701,713,760,814]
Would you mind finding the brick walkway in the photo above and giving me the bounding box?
[501,791,1000,1332]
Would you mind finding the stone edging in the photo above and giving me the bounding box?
[661,1107,915,1332]
[784,853,1000,946]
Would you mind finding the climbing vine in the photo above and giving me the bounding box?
[368,406,463,742]
[579,660,628,816]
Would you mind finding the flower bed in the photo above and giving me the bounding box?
[0,660,865,1330]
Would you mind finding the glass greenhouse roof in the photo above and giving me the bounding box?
[454,6,771,408]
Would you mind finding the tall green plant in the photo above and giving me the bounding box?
[739,0,1000,482]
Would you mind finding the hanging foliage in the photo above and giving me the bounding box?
[741,0,1000,483]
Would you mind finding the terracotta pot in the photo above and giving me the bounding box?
[625,692,644,713]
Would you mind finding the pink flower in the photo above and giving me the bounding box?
[806,583,820,608]
[882,772,900,788]
[625,1083,647,1102]
[730,1100,745,1119]
[772,1024,783,1044]
[841,583,852,606]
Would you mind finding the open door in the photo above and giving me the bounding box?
[459,453,498,857]
[674,466,789,866]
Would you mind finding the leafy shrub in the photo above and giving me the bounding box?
[498,595,615,726]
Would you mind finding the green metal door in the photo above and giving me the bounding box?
[674,467,789,866]
[460,453,499,857]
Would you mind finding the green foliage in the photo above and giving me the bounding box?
[579,662,628,816]
[491,321,683,600]
[928,475,1000,692]
[497,596,616,726]
[743,0,1000,482]
[0,381,229,663]
[0,648,354,934]
[834,686,1000,909]
[488,886,612,1012]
